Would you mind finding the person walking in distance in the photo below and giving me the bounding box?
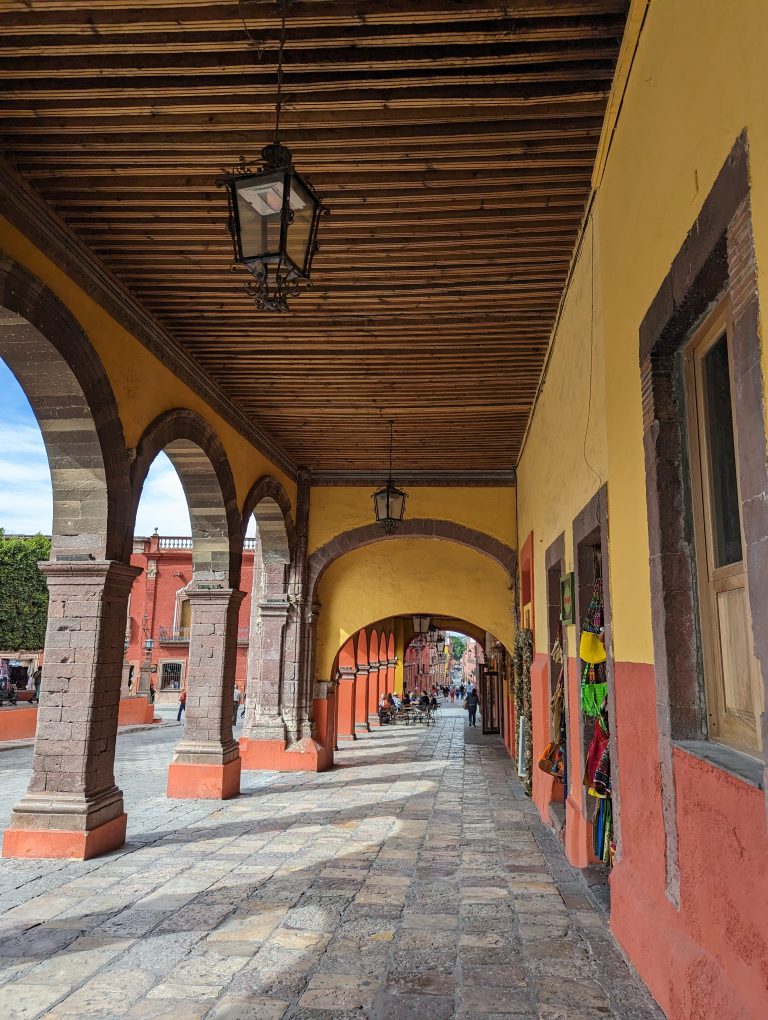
[232,684,241,727]
[177,687,187,722]
[465,685,480,727]
[30,666,42,705]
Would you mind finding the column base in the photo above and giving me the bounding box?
[167,758,241,799]
[2,813,127,861]
[355,720,371,734]
[337,730,357,743]
[368,713,381,728]
[240,736,332,772]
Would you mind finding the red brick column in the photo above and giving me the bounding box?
[167,586,244,800]
[354,665,370,734]
[3,560,140,860]
[368,661,380,727]
[337,667,357,742]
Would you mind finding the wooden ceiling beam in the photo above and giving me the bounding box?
[0,2,628,33]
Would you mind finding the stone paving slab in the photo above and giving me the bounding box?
[0,708,664,1019]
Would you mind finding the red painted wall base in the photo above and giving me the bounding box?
[166,758,241,799]
[239,736,332,773]
[2,812,127,860]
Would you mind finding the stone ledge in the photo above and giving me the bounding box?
[674,740,764,789]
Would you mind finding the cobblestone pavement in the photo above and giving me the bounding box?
[0,708,663,1019]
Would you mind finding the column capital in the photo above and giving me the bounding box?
[258,597,291,620]
[338,666,356,681]
[184,585,245,605]
[355,664,370,676]
[40,558,141,593]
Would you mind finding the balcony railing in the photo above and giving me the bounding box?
[158,537,193,550]
[158,626,250,645]
[155,536,257,551]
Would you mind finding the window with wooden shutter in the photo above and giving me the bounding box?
[684,301,764,754]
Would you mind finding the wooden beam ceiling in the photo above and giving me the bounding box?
[0,0,628,474]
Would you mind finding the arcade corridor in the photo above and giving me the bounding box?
[0,711,660,1019]
[1,3,767,1016]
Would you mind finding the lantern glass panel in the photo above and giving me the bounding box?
[388,488,406,522]
[234,171,288,262]
[373,489,389,523]
[287,173,320,276]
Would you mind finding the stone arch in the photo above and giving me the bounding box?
[356,629,368,667]
[0,256,130,559]
[308,518,517,601]
[241,476,294,564]
[130,408,241,587]
[338,637,355,673]
[369,628,380,669]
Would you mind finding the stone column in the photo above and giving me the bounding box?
[337,666,357,742]
[354,664,370,734]
[3,560,140,860]
[241,594,290,743]
[368,660,380,727]
[166,585,244,799]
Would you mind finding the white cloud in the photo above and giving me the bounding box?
[0,417,53,535]
[135,454,191,537]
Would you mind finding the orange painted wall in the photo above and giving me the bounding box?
[117,696,155,726]
[610,662,768,1020]
[0,696,154,743]
[0,707,37,741]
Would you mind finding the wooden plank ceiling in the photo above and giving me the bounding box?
[0,0,628,474]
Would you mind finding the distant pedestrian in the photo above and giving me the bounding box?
[450,687,455,704]
[177,688,187,722]
[232,685,241,726]
[240,690,247,719]
[31,667,42,704]
[466,687,479,727]
[149,679,156,705]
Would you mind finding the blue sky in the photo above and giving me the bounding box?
[0,359,192,536]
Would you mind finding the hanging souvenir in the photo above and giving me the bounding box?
[578,576,606,663]
[584,713,609,788]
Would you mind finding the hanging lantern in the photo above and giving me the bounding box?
[436,633,446,656]
[412,615,431,634]
[373,420,407,534]
[218,2,326,312]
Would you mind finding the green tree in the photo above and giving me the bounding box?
[0,531,51,650]
[450,634,467,661]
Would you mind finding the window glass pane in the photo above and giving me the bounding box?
[703,333,743,566]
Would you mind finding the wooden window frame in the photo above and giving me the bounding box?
[684,299,762,753]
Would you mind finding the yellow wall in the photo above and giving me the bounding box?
[516,0,768,665]
[308,485,516,554]
[314,539,514,679]
[0,217,296,511]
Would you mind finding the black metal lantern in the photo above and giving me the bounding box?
[218,2,326,312]
[373,421,407,534]
[412,615,431,635]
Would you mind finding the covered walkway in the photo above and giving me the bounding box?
[0,709,660,1019]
